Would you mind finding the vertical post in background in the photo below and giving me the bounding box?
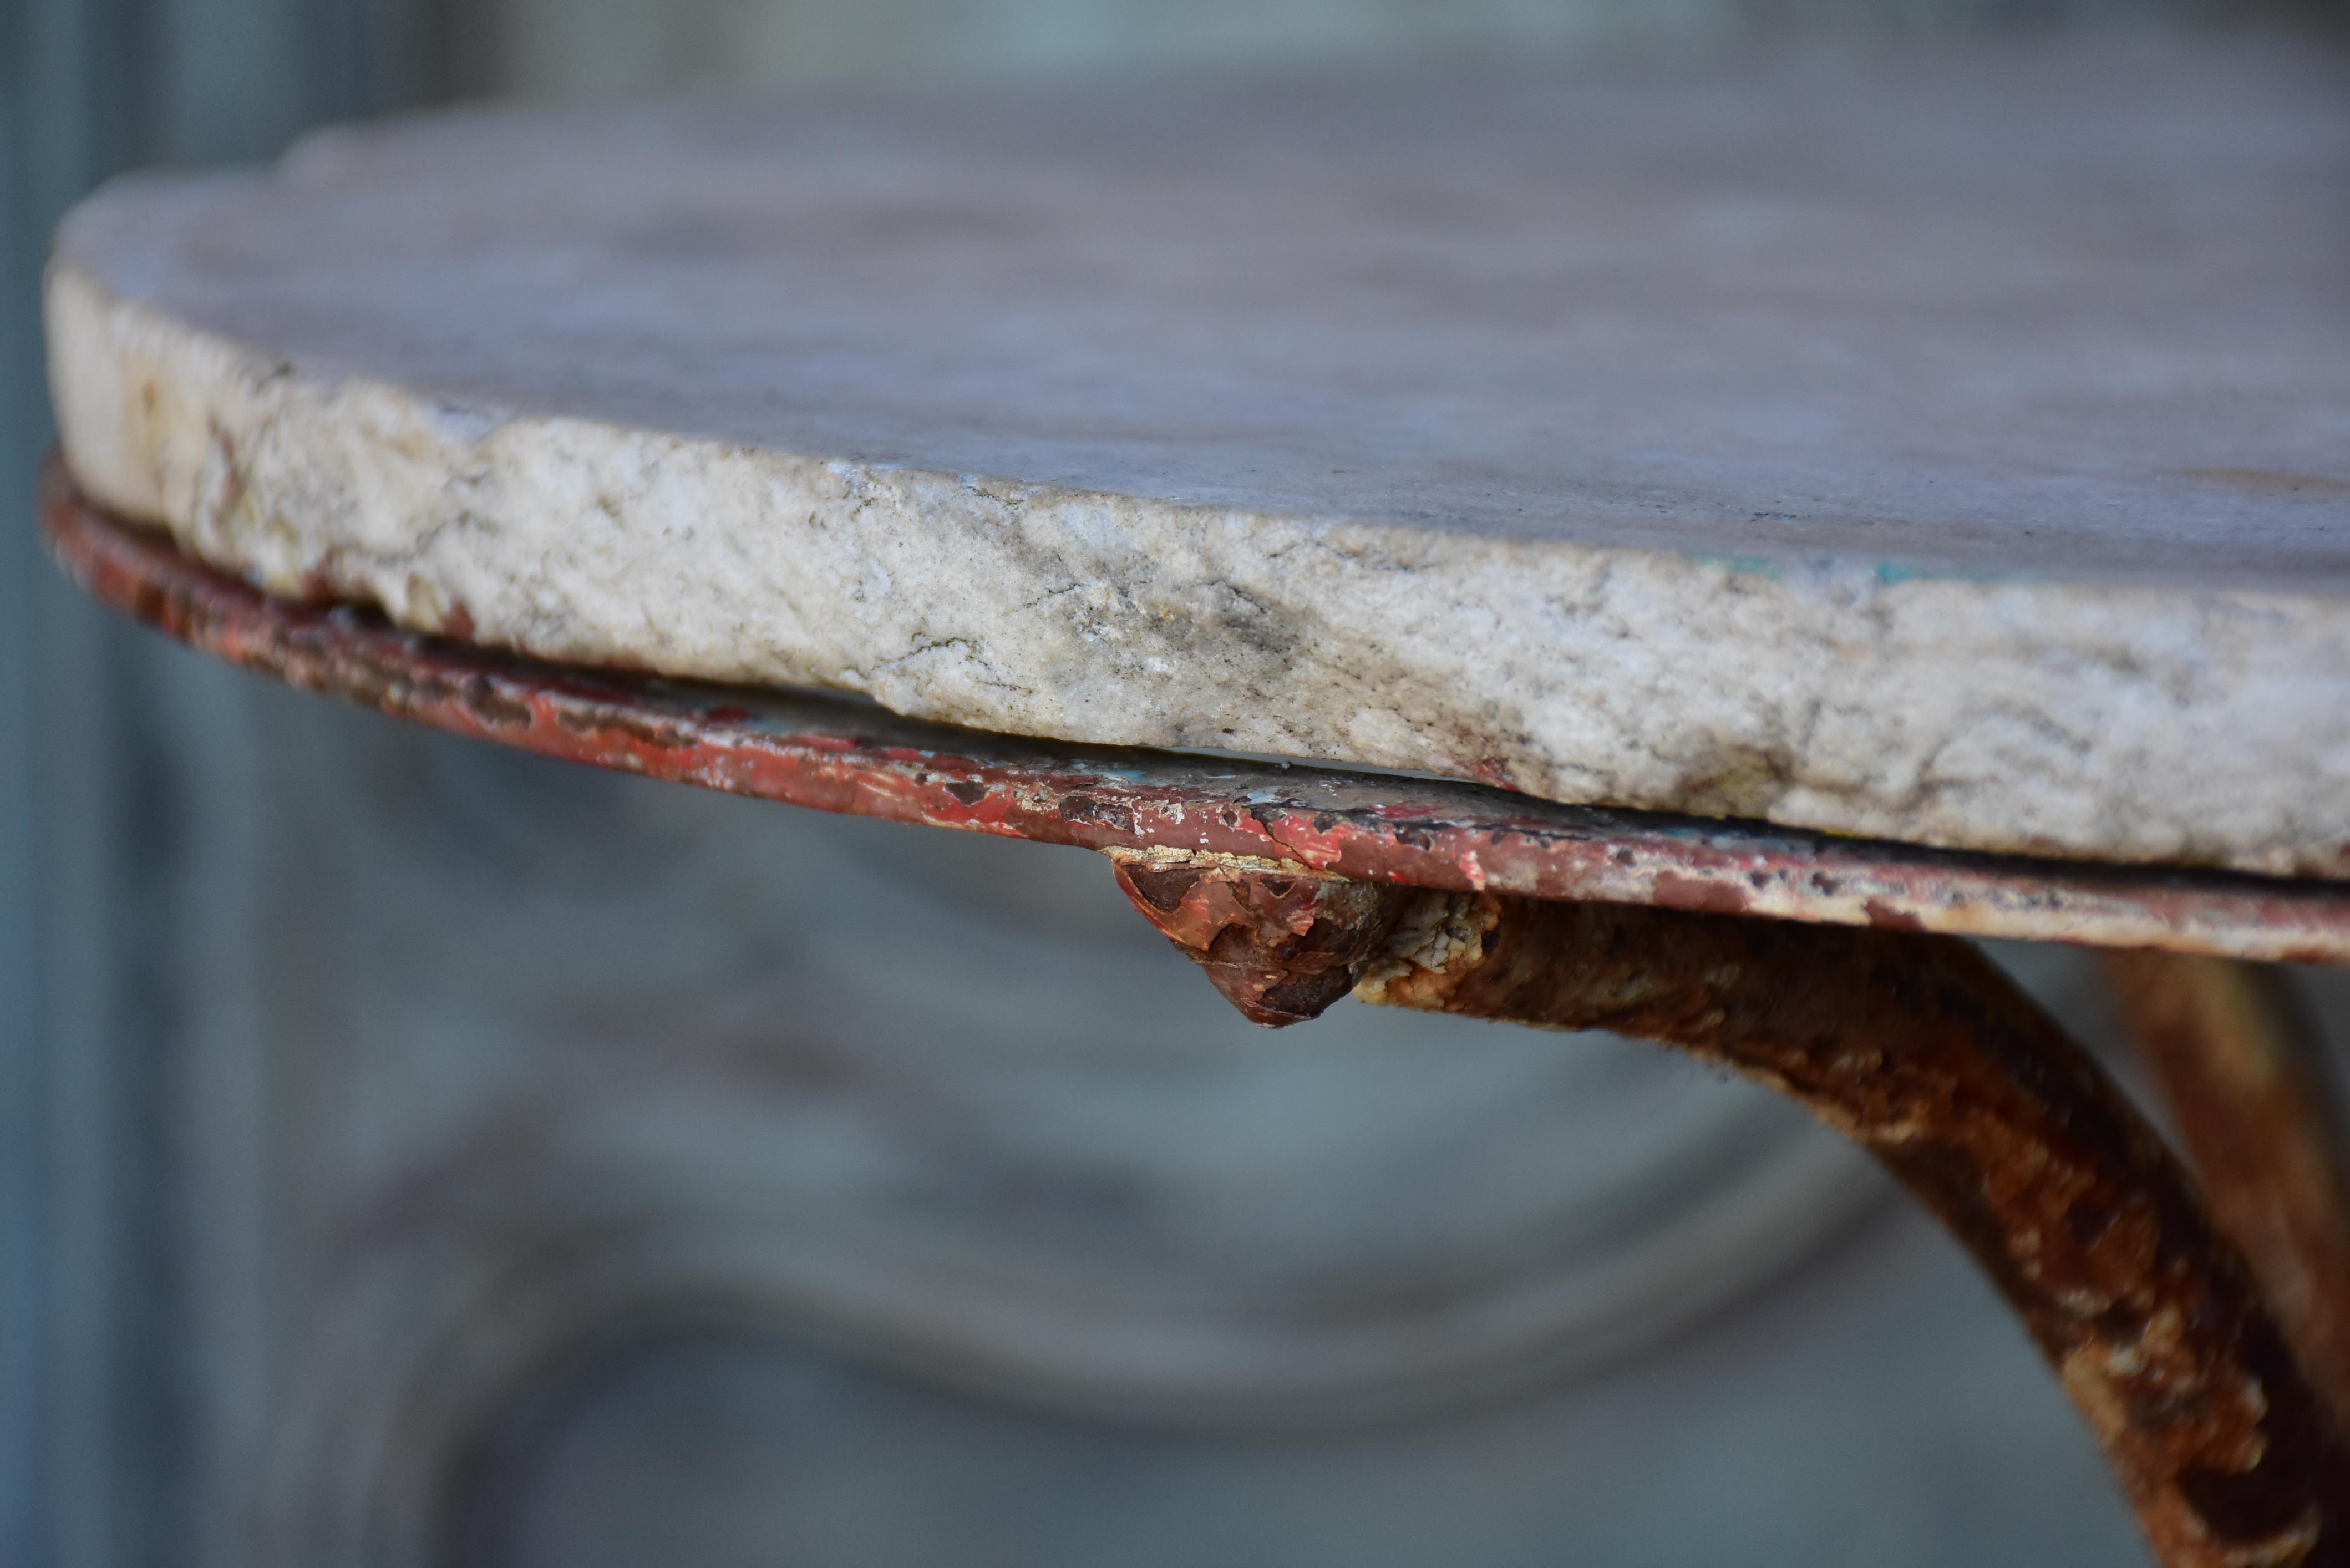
[0,3,460,1565]
[0,19,48,1568]
[3,8,156,1567]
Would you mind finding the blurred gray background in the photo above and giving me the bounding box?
[3,2,2342,1566]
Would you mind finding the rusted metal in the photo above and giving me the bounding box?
[38,457,2350,967]
[1114,858,2350,1568]
[1108,851,1407,1024]
[2105,952,2350,1438]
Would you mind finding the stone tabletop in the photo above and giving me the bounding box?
[44,37,2350,875]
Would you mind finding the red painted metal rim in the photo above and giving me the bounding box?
[39,459,2350,964]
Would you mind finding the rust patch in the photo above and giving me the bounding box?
[459,674,532,731]
[1105,851,1407,1026]
[1864,897,1927,931]
[2106,951,2350,1443]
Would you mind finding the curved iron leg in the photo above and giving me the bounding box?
[1111,854,2350,1568]
[2105,952,2350,1437]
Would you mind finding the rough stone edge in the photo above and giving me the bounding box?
[42,253,2350,877]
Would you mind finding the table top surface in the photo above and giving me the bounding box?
[45,34,2350,879]
[61,37,2350,590]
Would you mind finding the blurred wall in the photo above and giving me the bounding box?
[4,6,463,1566]
[482,0,2311,99]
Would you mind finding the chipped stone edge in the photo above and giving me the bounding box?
[42,245,2350,878]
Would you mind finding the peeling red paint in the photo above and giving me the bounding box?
[1863,898,1928,932]
[39,460,2350,966]
[1652,870,1752,917]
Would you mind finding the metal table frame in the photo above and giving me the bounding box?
[42,460,2350,1566]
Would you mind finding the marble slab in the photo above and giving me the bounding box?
[45,37,2350,874]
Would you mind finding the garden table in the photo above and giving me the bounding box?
[40,35,2350,1564]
